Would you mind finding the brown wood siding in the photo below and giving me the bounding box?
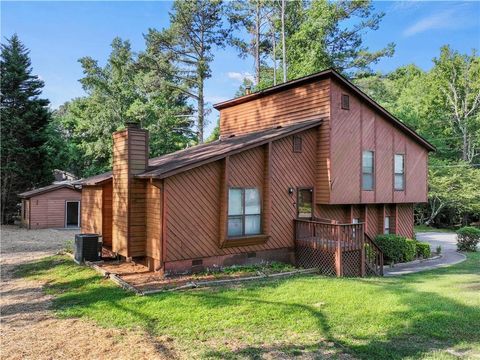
[315,204,349,223]
[28,188,81,229]
[365,205,380,240]
[164,129,318,262]
[81,186,103,236]
[396,204,414,238]
[112,127,148,257]
[146,181,162,261]
[219,79,330,138]
[102,181,113,247]
[112,131,129,255]
[329,79,429,204]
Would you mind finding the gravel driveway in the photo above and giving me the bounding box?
[0,226,174,359]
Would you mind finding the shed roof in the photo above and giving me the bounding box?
[80,118,322,184]
[18,182,80,199]
[213,68,435,152]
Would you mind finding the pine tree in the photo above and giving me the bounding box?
[145,0,228,143]
[1,34,52,223]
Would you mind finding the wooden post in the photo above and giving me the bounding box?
[360,224,366,277]
[335,225,343,277]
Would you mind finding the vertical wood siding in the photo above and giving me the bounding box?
[28,188,81,229]
[102,181,113,247]
[329,79,429,204]
[81,186,103,236]
[112,131,129,255]
[219,80,330,138]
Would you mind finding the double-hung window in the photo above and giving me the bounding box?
[362,150,374,190]
[394,154,405,190]
[228,188,261,237]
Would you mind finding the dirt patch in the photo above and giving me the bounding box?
[0,226,178,359]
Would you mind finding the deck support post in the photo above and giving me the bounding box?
[360,225,366,277]
[335,226,343,277]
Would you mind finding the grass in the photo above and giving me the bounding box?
[414,225,455,233]
[16,254,480,359]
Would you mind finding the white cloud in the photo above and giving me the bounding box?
[227,71,254,83]
[403,10,459,37]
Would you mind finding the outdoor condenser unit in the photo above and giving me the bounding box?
[74,234,102,263]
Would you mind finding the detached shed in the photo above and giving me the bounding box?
[18,182,82,229]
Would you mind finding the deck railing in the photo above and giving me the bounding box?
[294,219,383,277]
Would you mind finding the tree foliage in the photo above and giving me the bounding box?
[145,0,228,143]
[0,35,52,223]
[52,38,195,177]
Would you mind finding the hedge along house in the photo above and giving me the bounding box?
[19,182,82,229]
[80,69,434,276]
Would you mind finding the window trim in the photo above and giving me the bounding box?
[394,153,405,191]
[227,187,262,238]
[362,150,375,191]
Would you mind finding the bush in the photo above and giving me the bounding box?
[405,239,417,262]
[457,226,480,252]
[416,242,431,259]
[375,235,408,263]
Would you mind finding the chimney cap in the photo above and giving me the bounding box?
[245,85,251,95]
[125,121,140,129]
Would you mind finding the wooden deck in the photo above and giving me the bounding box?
[294,219,383,277]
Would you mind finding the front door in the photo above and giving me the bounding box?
[65,201,80,228]
[297,188,313,219]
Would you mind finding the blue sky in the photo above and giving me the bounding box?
[2,1,479,137]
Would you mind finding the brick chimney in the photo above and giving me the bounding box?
[112,121,148,258]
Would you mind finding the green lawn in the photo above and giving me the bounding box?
[16,254,480,359]
[414,225,455,234]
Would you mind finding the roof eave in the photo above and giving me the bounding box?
[136,119,323,180]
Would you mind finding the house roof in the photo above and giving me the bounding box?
[213,68,435,152]
[80,119,322,184]
[79,171,112,186]
[139,118,322,179]
[18,182,81,199]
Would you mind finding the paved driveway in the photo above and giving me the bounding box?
[384,231,466,276]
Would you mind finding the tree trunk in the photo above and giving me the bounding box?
[198,73,204,144]
[281,0,287,83]
[255,0,260,85]
[272,25,276,86]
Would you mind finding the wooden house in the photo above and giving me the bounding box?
[19,182,82,229]
[80,69,434,276]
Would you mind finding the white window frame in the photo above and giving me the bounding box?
[394,153,405,191]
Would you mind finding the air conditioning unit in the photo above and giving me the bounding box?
[74,234,102,263]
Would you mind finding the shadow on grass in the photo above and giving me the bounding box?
[16,255,480,360]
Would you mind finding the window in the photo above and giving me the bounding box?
[228,188,261,237]
[293,135,303,153]
[352,218,360,224]
[297,188,313,218]
[341,94,350,110]
[362,150,374,190]
[384,216,390,234]
[394,154,405,190]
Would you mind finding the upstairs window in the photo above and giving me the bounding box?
[228,188,261,237]
[394,154,405,190]
[341,94,350,110]
[362,150,374,190]
[293,135,303,153]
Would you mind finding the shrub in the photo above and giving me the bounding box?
[416,242,431,259]
[457,226,480,252]
[404,239,417,262]
[375,234,409,263]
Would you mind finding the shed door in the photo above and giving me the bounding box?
[66,201,80,227]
